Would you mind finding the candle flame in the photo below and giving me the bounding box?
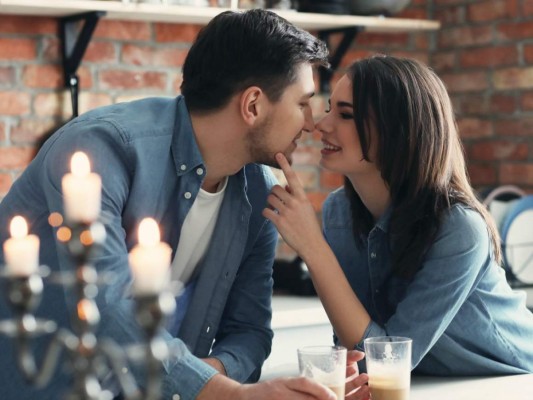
[71,152,91,177]
[10,216,28,239]
[138,218,160,247]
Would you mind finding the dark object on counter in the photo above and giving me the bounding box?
[349,0,411,16]
[273,256,317,296]
[298,0,350,15]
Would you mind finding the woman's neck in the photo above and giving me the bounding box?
[346,172,391,221]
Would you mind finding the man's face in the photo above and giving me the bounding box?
[246,63,316,168]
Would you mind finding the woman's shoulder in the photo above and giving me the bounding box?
[322,187,352,227]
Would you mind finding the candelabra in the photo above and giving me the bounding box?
[0,219,176,400]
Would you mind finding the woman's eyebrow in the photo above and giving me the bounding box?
[337,101,354,108]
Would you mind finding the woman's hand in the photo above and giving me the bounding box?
[262,153,326,260]
[345,350,370,400]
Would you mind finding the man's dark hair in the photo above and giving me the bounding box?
[181,9,329,113]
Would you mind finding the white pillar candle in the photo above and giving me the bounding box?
[3,216,40,276]
[62,152,102,223]
[129,218,171,295]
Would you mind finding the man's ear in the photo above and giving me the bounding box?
[240,86,265,126]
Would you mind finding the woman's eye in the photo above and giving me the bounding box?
[340,113,353,120]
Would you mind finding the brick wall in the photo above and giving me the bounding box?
[0,1,531,260]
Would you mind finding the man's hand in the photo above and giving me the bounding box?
[197,374,337,400]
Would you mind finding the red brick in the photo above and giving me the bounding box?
[99,70,167,91]
[42,37,60,62]
[293,146,322,166]
[23,65,62,89]
[438,26,493,49]
[441,72,488,93]
[390,51,429,65]
[498,21,533,41]
[78,93,113,115]
[307,191,328,213]
[155,23,202,43]
[397,8,428,19]
[320,171,344,189]
[520,91,533,110]
[33,92,69,118]
[460,46,518,68]
[94,20,151,41]
[431,52,456,72]
[340,49,375,68]
[494,117,533,136]
[0,16,56,35]
[457,118,493,138]
[434,6,464,25]
[0,92,30,116]
[523,44,533,64]
[294,168,318,190]
[357,33,410,48]
[467,164,497,186]
[0,173,12,197]
[434,0,467,5]
[460,94,489,115]
[493,67,533,90]
[10,119,58,145]
[0,67,15,85]
[413,33,430,51]
[0,147,33,169]
[85,41,117,63]
[490,93,516,113]
[499,164,533,185]
[467,0,518,22]
[122,44,187,67]
[524,0,533,16]
[0,38,36,60]
[468,140,528,161]
[0,121,5,142]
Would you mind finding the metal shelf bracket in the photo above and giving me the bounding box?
[318,26,362,93]
[60,11,106,118]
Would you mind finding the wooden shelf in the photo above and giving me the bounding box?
[0,0,440,32]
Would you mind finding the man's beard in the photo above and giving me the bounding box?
[246,115,293,169]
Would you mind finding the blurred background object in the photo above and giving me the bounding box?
[298,0,350,15]
[349,0,411,16]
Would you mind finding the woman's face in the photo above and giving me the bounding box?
[317,74,379,179]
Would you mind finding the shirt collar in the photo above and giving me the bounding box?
[375,204,393,233]
[171,96,205,176]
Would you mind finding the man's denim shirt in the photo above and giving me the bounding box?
[0,96,278,399]
[323,187,533,376]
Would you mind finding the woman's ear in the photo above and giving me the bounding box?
[239,86,265,126]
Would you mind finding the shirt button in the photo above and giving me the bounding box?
[172,395,181,400]
[206,325,211,333]
[196,167,204,175]
[370,252,377,259]
[180,164,186,171]
[184,192,192,199]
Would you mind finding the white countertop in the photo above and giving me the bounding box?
[271,295,328,329]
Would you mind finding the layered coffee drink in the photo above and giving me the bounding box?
[370,381,409,400]
[369,376,409,400]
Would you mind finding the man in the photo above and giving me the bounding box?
[0,9,337,400]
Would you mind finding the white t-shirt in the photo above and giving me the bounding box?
[171,177,228,284]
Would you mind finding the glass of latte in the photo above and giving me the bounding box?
[364,336,412,400]
[297,345,347,400]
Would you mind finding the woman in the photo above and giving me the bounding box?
[264,56,533,388]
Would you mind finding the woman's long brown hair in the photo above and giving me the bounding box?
[344,56,501,278]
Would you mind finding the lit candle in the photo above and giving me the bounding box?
[128,218,171,295]
[3,216,40,276]
[62,152,102,223]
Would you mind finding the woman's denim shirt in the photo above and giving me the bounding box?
[323,187,533,376]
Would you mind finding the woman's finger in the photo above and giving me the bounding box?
[276,153,305,197]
